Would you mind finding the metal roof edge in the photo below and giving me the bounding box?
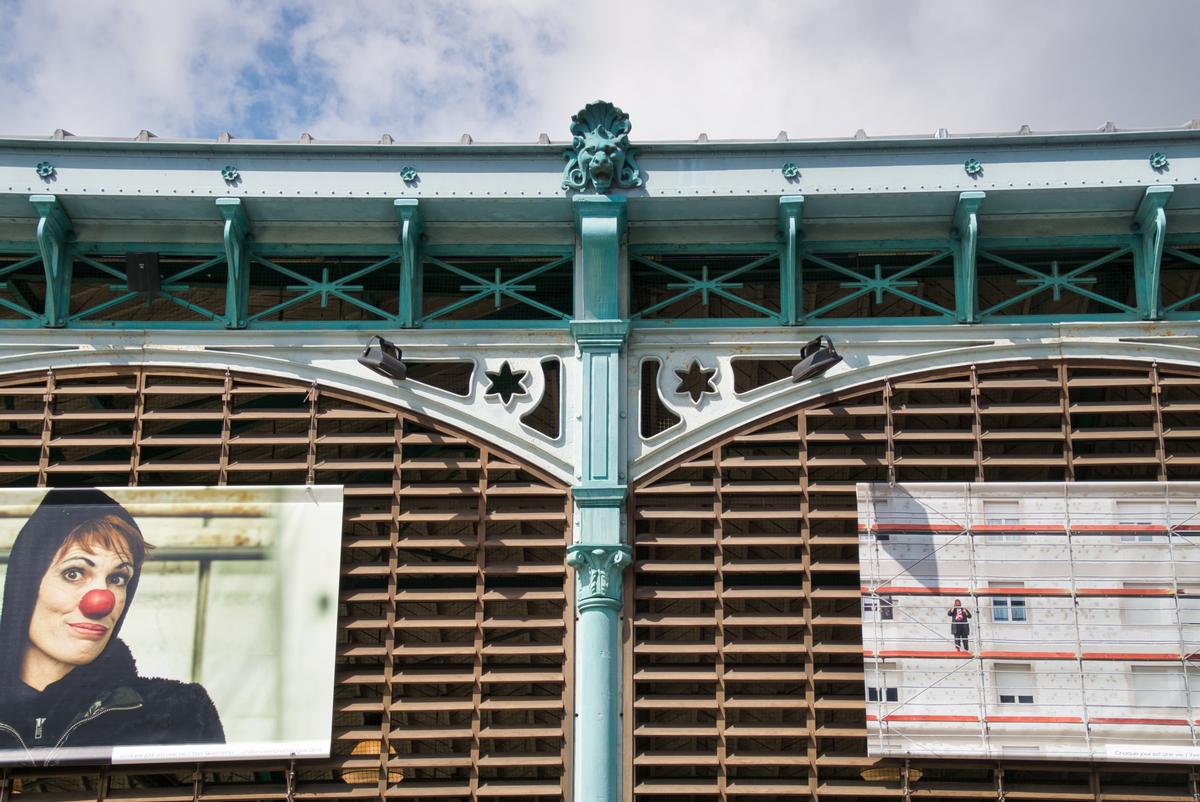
[0,125,1198,157]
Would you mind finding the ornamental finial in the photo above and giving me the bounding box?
[562,101,643,194]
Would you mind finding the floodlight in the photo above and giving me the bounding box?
[791,336,842,383]
[358,336,407,381]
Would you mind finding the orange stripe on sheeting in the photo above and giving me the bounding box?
[858,523,965,532]
[975,587,1069,596]
[883,714,978,722]
[1083,652,1181,660]
[1091,717,1189,726]
[1072,525,1169,532]
[986,715,1083,724]
[878,650,970,659]
[865,714,877,721]
[981,651,1077,659]
[1076,588,1175,596]
[860,586,970,595]
[971,524,1066,532]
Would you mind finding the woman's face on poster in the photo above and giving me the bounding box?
[26,542,134,669]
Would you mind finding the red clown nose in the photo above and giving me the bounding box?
[79,589,116,619]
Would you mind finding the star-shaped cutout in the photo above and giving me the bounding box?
[674,360,717,403]
[484,361,528,405]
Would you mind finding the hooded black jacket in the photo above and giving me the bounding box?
[0,488,224,765]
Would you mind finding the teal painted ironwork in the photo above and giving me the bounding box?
[562,101,642,193]
[244,252,401,325]
[570,193,630,802]
[566,542,630,802]
[0,253,46,322]
[421,254,572,323]
[1133,186,1172,319]
[977,245,1137,319]
[801,248,956,320]
[779,196,804,325]
[953,191,985,323]
[1150,152,1169,170]
[399,166,418,182]
[1162,244,1200,316]
[30,195,73,328]
[217,198,251,328]
[781,162,800,179]
[35,161,55,179]
[964,158,984,177]
[67,250,227,325]
[630,249,784,322]
[395,199,422,327]
[220,166,240,182]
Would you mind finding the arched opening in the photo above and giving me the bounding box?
[0,367,572,800]
[629,359,1200,801]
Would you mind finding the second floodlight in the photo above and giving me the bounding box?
[791,336,842,383]
[358,336,407,381]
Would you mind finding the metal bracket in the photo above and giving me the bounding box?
[217,197,251,328]
[394,198,422,327]
[779,194,805,325]
[29,194,74,328]
[953,191,985,323]
[1133,185,1172,319]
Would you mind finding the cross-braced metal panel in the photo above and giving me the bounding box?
[246,252,402,325]
[977,247,1138,321]
[421,254,573,324]
[800,249,956,322]
[630,360,1200,802]
[1161,243,1200,318]
[0,367,572,802]
[0,251,44,324]
[630,251,783,322]
[68,249,228,326]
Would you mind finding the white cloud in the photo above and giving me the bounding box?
[0,0,1196,143]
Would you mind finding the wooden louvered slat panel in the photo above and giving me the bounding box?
[631,359,1200,802]
[0,366,569,801]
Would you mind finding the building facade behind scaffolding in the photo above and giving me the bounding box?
[0,103,1198,801]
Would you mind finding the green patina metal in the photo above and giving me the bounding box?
[422,253,572,324]
[570,193,630,802]
[29,194,73,328]
[779,195,804,325]
[220,165,240,182]
[964,158,984,177]
[562,101,642,193]
[1150,152,1169,170]
[630,245,784,323]
[977,245,1138,320]
[394,198,422,327]
[781,162,800,179]
[954,191,986,323]
[0,253,46,323]
[217,197,251,328]
[35,161,55,179]
[1133,185,1172,319]
[399,166,418,183]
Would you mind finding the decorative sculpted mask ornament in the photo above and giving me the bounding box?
[561,101,643,193]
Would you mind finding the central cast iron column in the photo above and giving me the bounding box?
[570,194,631,802]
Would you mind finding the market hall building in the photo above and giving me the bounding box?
[0,101,1199,801]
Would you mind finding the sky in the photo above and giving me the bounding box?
[0,0,1197,144]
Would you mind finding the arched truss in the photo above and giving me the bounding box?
[629,359,1200,802]
[0,366,572,802]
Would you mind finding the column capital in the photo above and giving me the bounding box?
[573,193,628,223]
[567,543,632,611]
[573,483,627,506]
[570,319,630,350]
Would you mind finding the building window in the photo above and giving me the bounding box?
[862,596,894,621]
[983,499,1023,542]
[1121,583,1173,627]
[1116,501,1165,542]
[995,663,1034,704]
[1130,665,1185,709]
[993,596,1028,623]
[866,662,899,703]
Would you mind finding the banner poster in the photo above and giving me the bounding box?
[0,485,343,766]
[858,481,1200,763]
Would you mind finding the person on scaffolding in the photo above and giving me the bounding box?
[947,598,971,652]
